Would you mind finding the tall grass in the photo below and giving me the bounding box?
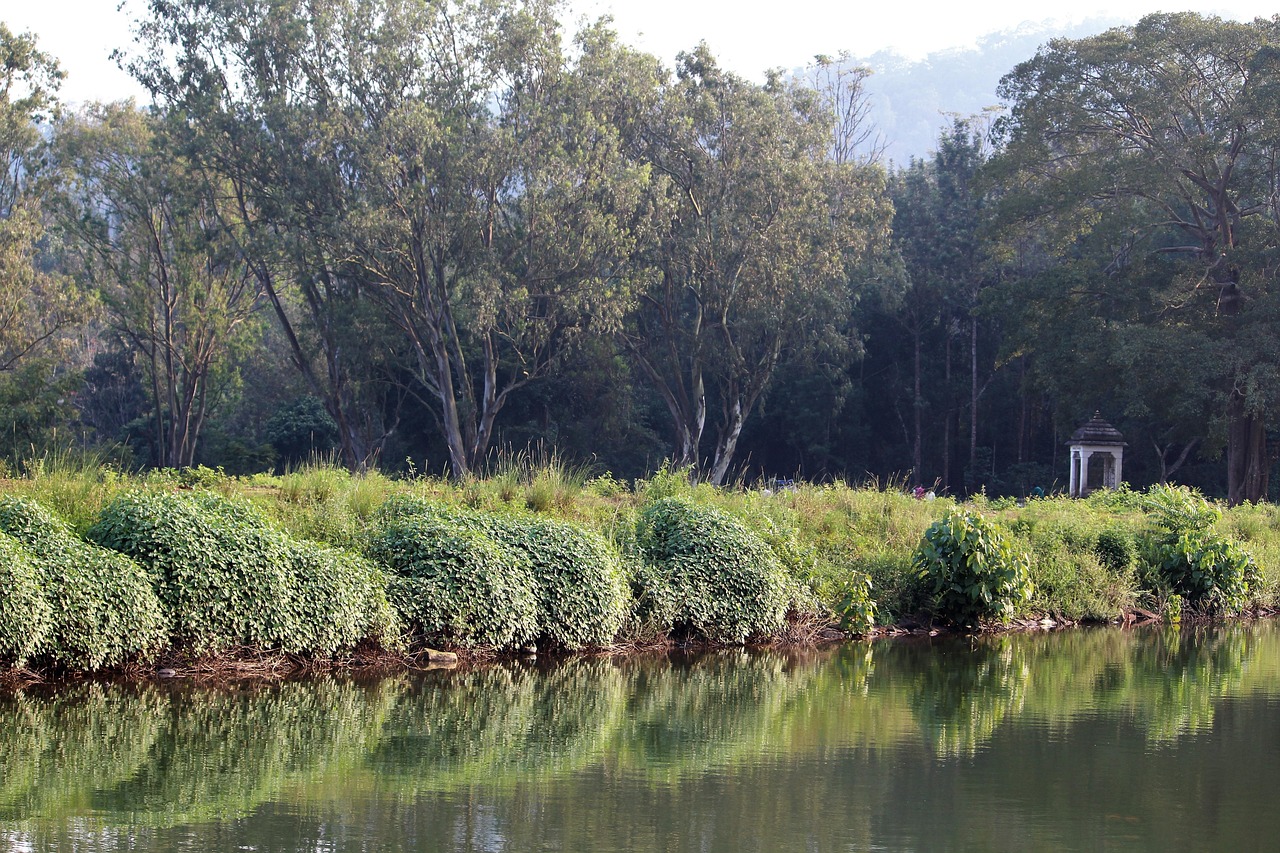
[14,446,132,535]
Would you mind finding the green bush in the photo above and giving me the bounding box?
[266,396,339,466]
[1142,485,1258,615]
[0,496,166,670]
[0,534,52,667]
[375,497,630,649]
[478,516,629,650]
[368,513,539,649]
[1095,527,1136,574]
[88,491,396,656]
[913,508,1033,628]
[1026,539,1134,622]
[635,498,791,643]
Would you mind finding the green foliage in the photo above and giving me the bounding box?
[635,498,792,643]
[477,516,630,650]
[584,472,628,498]
[13,445,130,535]
[913,507,1033,628]
[266,396,339,466]
[0,495,166,670]
[830,570,877,634]
[1094,527,1136,574]
[1143,484,1224,534]
[1085,483,1144,512]
[1143,485,1258,614]
[716,490,866,630]
[174,465,232,490]
[1001,498,1138,621]
[371,497,628,649]
[369,513,539,650]
[87,490,397,656]
[1156,530,1257,615]
[635,462,703,503]
[0,534,52,667]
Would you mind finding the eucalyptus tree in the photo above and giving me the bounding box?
[339,8,651,478]
[125,0,649,478]
[54,104,259,468]
[0,24,86,376]
[624,46,892,484]
[994,12,1280,503]
[125,0,419,470]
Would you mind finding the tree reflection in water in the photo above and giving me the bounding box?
[3,622,1280,850]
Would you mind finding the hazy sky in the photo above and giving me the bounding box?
[4,0,1277,105]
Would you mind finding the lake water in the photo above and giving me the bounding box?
[5,621,1280,851]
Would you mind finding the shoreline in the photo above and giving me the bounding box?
[9,607,1276,690]
[2,473,1278,685]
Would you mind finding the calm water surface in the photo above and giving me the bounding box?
[5,621,1280,851]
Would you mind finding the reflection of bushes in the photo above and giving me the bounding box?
[0,683,166,822]
[366,651,819,789]
[5,623,1280,832]
[906,637,1030,757]
[608,651,816,778]
[92,678,400,825]
[368,659,626,789]
[1131,625,1249,742]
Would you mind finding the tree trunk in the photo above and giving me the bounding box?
[709,400,746,486]
[1221,279,1268,505]
[1227,391,1268,504]
[969,312,978,474]
[913,323,923,483]
[1154,437,1198,485]
[1016,358,1027,466]
[942,322,953,493]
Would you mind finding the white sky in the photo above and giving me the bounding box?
[3,0,1277,105]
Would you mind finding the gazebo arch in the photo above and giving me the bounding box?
[1067,412,1126,498]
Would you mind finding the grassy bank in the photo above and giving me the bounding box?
[2,456,1279,675]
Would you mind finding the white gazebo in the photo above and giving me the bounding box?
[1067,412,1126,498]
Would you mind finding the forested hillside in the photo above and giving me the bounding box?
[2,4,1279,501]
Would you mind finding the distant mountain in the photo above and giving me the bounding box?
[855,17,1130,164]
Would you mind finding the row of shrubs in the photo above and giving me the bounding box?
[0,485,854,672]
[0,468,1273,673]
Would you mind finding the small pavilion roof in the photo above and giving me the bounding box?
[1067,412,1126,447]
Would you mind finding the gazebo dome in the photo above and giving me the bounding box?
[1066,412,1126,497]
[1067,412,1127,447]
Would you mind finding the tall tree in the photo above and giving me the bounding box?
[0,24,85,375]
[885,117,1000,492]
[125,0,415,471]
[623,47,891,484]
[994,12,1280,503]
[125,0,648,478]
[54,104,258,468]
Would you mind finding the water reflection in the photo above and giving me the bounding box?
[5,622,1280,851]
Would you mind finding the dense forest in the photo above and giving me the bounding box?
[2,3,1280,501]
